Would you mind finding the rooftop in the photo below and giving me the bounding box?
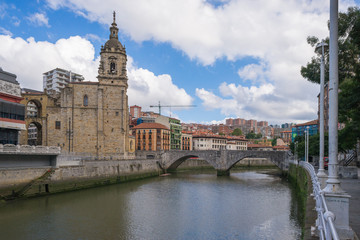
[133,122,169,130]
[0,68,18,84]
[294,119,318,127]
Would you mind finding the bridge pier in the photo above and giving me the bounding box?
[217,170,230,176]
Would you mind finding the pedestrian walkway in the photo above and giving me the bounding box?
[340,168,360,239]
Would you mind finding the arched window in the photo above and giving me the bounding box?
[83,95,88,106]
[110,62,116,73]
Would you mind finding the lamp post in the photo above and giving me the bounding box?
[304,129,308,162]
[306,126,309,162]
[315,40,328,183]
[324,0,343,194]
[322,2,353,237]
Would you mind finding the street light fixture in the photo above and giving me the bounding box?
[315,40,328,180]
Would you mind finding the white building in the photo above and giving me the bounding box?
[43,68,84,93]
[227,136,247,150]
[192,135,247,151]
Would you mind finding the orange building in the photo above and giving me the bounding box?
[280,130,292,144]
[181,131,193,150]
[133,123,170,151]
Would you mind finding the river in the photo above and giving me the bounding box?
[0,169,302,240]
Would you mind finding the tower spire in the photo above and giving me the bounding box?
[113,11,116,25]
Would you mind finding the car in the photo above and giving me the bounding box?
[324,157,329,170]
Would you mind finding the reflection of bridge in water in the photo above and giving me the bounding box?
[154,150,291,176]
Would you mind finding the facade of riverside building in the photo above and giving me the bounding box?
[291,120,318,142]
[192,134,248,151]
[0,68,26,144]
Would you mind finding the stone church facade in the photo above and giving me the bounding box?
[20,13,130,158]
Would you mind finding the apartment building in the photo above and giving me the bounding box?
[43,68,84,93]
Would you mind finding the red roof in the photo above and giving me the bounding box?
[193,134,227,139]
[294,120,318,127]
[273,145,290,150]
[248,144,272,148]
[133,122,169,130]
[227,136,247,141]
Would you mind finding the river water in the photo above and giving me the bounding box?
[0,169,302,240]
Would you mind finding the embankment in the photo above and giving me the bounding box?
[0,157,277,201]
[0,159,161,201]
[287,164,317,240]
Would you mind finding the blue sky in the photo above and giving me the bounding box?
[1,0,359,124]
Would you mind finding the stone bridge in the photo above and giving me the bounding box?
[156,150,291,176]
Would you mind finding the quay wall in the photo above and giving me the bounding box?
[0,154,277,200]
[0,158,161,200]
[287,164,316,240]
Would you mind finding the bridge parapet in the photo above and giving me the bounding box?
[0,144,61,155]
[160,150,290,175]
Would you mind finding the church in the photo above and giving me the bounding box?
[20,13,130,158]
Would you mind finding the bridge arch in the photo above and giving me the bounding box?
[167,155,217,172]
[161,150,288,176]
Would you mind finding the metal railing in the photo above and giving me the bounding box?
[299,161,340,240]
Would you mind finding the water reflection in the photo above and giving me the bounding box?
[0,170,301,240]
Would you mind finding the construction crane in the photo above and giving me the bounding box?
[150,101,196,115]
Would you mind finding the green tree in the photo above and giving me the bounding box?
[246,131,262,140]
[231,128,243,136]
[271,137,278,146]
[290,133,329,159]
[301,7,360,151]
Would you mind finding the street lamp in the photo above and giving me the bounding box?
[304,129,308,162]
[305,126,309,162]
[315,40,328,181]
[324,0,344,193]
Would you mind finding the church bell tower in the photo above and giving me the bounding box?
[97,11,128,87]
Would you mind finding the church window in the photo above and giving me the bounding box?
[110,62,116,73]
[83,95,88,106]
[116,111,119,116]
[55,121,61,129]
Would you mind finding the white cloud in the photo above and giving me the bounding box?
[127,56,193,109]
[237,62,268,84]
[11,16,21,26]
[0,34,192,112]
[196,82,317,124]
[0,2,8,19]
[0,35,98,90]
[84,33,103,43]
[42,0,359,124]
[0,27,12,36]
[27,12,50,27]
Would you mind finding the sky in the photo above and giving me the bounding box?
[0,0,359,125]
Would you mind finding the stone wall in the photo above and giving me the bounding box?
[287,164,316,240]
[0,167,51,196]
[235,158,276,167]
[0,158,161,199]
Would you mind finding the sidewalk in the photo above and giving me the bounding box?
[340,168,360,239]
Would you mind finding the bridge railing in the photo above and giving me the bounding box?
[299,161,339,240]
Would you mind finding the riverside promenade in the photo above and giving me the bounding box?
[340,168,360,239]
